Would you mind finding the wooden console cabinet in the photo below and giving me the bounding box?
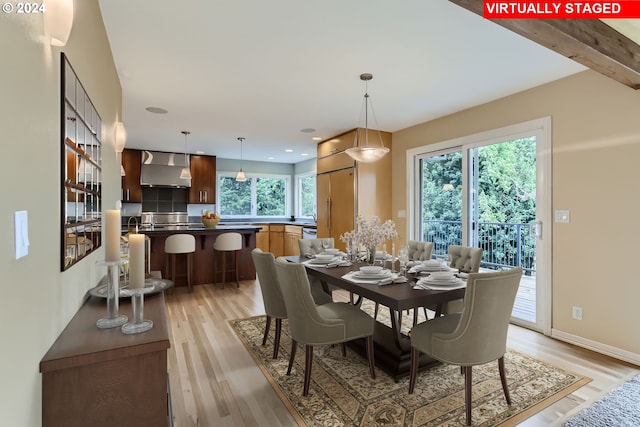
[40,293,171,427]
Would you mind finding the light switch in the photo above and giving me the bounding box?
[14,210,29,259]
[555,210,570,223]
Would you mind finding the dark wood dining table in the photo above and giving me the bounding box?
[286,256,467,380]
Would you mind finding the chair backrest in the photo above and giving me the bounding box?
[431,267,523,366]
[274,257,345,344]
[298,238,334,256]
[251,249,287,319]
[407,240,434,261]
[164,234,196,254]
[214,232,243,251]
[448,245,483,273]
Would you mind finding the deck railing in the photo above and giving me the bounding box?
[421,220,536,275]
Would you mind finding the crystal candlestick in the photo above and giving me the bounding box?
[96,260,128,329]
[121,284,154,335]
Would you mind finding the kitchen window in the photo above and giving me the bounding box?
[296,173,316,219]
[217,172,290,218]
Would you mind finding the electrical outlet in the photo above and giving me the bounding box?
[572,306,583,320]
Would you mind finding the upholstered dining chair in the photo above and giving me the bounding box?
[427,245,483,318]
[251,248,288,359]
[274,257,376,397]
[408,267,523,427]
[407,240,434,261]
[297,238,337,305]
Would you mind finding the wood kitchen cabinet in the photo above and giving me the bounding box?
[269,224,285,257]
[284,225,302,256]
[316,128,392,251]
[189,154,216,204]
[121,148,142,203]
[255,224,270,252]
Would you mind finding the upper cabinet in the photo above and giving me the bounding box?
[121,148,142,203]
[189,155,216,204]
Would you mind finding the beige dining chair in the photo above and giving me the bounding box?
[408,267,523,427]
[274,257,376,397]
[407,240,434,261]
[427,245,483,318]
[297,238,336,305]
[251,248,289,359]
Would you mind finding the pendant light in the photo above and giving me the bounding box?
[180,131,192,180]
[345,73,389,163]
[236,137,247,182]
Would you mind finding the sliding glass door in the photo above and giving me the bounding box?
[410,118,551,332]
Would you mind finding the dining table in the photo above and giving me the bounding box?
[285,256,467,380]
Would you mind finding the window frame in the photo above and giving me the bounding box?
[295,172,317,219]
[216,171,291,219]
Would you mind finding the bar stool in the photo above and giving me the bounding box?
[213,232,242,288]
[164,234,196,292]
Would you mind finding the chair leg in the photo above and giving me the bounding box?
[221,251,226,289]
[273,318,282,359]
[464,366,472,426]
[213,249,218,287]
[408,347,419,393]
[187,253,192,292]
[262,315,271,346]
[435,303,443,318]
[366,335,376,379]
[374,302,379,319]
[341,342,346,357]
[287,340,297,375]
[303,345,313,396]
[498,356,512,405]
[171,254,177,286]
[235,250,240,288]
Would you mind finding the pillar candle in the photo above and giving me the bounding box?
[129,233,146,289]
[105,210,121,262]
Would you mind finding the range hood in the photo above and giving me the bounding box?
[140,150,191,187]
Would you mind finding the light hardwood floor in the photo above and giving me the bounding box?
[165,282,639,426]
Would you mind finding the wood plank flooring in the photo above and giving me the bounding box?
[165,282,639,426]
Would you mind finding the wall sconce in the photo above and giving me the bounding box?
[43,0,74,47]
[115,122,127,153]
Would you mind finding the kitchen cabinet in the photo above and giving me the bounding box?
[284,225,302,256]
[189,154,216,204]
[269,224,285,257]
[121,148,142,203]
[255,224,270,252]
[316,128,392,251]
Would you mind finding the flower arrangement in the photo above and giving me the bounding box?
[341,215,398,262]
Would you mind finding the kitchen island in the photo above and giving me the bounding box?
[139,225,260,288]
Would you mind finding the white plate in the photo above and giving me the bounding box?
[352,271,392,280]
[421,282,466,290]
[309,258,335,264]
[424,277,463,286]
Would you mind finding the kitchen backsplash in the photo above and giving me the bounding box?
[141,187,188,212]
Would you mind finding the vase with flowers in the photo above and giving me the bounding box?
[340,215,398,265]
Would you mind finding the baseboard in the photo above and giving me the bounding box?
[551,329,640,366]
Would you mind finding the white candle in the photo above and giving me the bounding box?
[105,210,121,262]
[129,233,146,289]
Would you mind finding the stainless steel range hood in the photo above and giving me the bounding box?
[140,150,191,187]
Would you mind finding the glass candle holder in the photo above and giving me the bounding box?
[120,284,155,335]
[96,260,128,329]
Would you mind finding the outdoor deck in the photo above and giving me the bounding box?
[512,273,536,322]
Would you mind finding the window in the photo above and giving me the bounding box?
[296,173,316,218]
[217,172,290,218]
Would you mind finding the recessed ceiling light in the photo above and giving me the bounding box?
[196,150,205,155]
[145,106,168,114]
[267,156,275,160]
[312,137,322,141]
[300,128,316,133]
[301,153,309,156]
[285,149,293,153]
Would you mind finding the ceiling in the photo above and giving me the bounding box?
[98,0,592,164]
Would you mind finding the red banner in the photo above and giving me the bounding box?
[484,1,640,18]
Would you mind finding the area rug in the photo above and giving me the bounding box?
[563,374,640,426]
[230,304,589,427]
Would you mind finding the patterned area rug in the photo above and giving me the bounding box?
[230,303,589,427]
[563,374,640,426]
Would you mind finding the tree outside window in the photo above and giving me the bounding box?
[218,173,289,218]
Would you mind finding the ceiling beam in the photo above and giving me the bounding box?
[449,0,640,89]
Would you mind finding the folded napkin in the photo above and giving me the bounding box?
[342,272,408,285]
[326,260,352,268]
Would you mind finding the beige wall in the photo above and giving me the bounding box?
[0,1,121,424]
[392,70,640,359]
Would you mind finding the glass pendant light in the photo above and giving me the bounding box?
[345,73,390,163]
[236,137,247,182]
[180,131,192,180]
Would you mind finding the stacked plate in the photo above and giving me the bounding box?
[309,254,337,264]
[420,259,447,271]
[421,272,464,289]
[352,266,392,280]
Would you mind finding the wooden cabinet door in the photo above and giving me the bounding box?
[121,149,142,202]
[255,225,270,252]
[269,225,284,258]
[316,173,331,239]
[328,168,355,251]
[284,226,302,256]
[189,155,216,204]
